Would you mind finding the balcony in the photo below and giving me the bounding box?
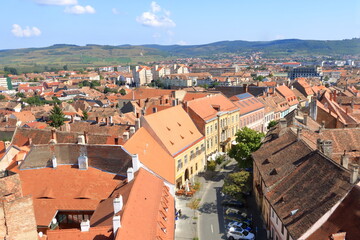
[220,137,231,146]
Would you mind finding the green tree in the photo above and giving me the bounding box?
[228,127,265,167]
[119,88,127,96]
[222,171,251,199]
[81,110,88,121]
[104,87,111,94]
[0,95,5,101]
[82,80,90,87]
[267,120,278,130]
[90,80,100,88]
[15,92,25,98]
[49,104,66,128]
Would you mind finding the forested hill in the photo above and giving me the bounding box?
[0,38,359,71]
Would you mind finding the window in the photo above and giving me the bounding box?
[215,123,217,130]
[210,125,213,133]
[184,155,188,164]
[271,209,274,218]
[207,140,209,149]
[191,167,193,174]
[190,150,194,160]
[195,163,198,171]
[210,138,213,148]
[206,126,209,135]
[281,223,284,234]
[276,215,278,225]
[215,137,218,145]
[232,116,234,123]
[177,159,182,171]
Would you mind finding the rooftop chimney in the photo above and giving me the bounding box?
[127,167,134,182]
[51,129,57,144]
[317,139,333,158]
[279,118,287,129]
[153,107,157,113]
[123,132,130,141]
[113,195,123,214]
[78,155,88,170]
[131,154,140,172]
[109,116,113,125]
[113,215,121,236]
[52,155,57,168]
[129,126,136,135]
[80,219,90,232]
[341,152,349,169]
[297,128,302,141]
[135,118,141,131]
[350,163,359,184]
[95,116,99,123]
[303,113,308,126]
[114,137,119,145]
[309,96,317,121]
[84,131,88,144]
[78,135,85,144]
[243,84,248,93]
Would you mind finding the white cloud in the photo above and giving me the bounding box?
[64,5,96,14]
[112,8,119,15]
[136,2,175,28]
[34,0,77,5]
[151,1,161,13]
[11,24,42,37]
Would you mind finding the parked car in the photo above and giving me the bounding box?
[225,213,252,224]
[227,221,252,232]
[222,199,244,208]
[227,227,255,240]
[225,207,241,215]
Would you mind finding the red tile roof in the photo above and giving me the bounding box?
[186,93,239,121]
[143,105,204,156]
[14,165,121,226]
[124,127,175,184]
[116,168,175,240]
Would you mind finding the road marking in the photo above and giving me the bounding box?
[211,224,214,233]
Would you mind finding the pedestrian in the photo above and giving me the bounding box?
[178,209,182,217]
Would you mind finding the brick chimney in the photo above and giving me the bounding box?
[51,129,57,143]
[114,137,119,145]
[84,131,88,144]
[129,126,136,136]
[317,139,333,158]
[243,84,248,93]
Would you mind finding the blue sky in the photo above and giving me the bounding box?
[1,0,359,50]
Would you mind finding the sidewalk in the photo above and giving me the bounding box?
[175,173,209,240]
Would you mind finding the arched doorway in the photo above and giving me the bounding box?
[184,168,189,181]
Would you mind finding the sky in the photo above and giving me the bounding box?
[1,0,360,50]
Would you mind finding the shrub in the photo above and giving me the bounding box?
[207,160,216,171]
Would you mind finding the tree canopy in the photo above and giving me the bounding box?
[81,110,88,121]
[267,120,278,129]
[49,104,66,128]
[222,171,251,199]
[228,127,265,167]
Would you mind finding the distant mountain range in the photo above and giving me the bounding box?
[1,38,359,71]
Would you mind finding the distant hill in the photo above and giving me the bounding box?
[0,38,359,72]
